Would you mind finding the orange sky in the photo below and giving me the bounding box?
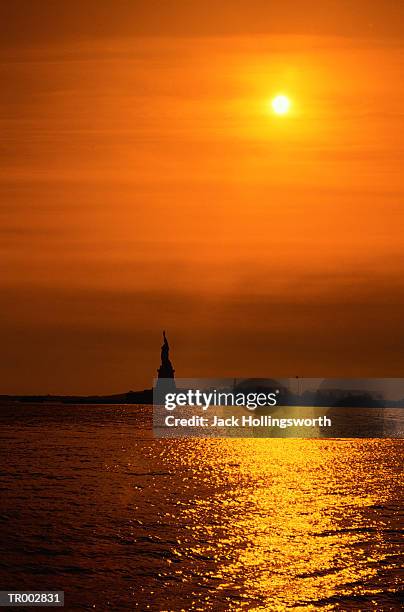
[1,1,403,393]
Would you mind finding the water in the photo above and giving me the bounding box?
[0,404,402,610]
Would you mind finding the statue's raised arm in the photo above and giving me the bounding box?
[161,330,169,361]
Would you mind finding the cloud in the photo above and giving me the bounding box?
[0,0,403,50]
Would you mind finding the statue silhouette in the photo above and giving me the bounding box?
[157,330,175,379]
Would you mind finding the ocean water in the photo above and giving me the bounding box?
[0,404,402,610]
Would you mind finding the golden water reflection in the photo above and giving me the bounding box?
[1,405,401,610]
[162,439,403,609]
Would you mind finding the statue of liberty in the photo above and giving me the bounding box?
[157,330,175,379]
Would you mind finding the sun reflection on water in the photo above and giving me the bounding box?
[161,439,403,609]
[1,405,401,610]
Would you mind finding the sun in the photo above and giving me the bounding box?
[271,95,291,116]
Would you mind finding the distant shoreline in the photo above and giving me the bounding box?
[0,389,153,405]
[1,390,404,408]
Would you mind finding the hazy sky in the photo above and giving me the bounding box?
[1,1,403,393]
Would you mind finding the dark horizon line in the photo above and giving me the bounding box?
[2,388,404,408]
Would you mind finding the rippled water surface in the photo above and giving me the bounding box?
[0,404,402,610]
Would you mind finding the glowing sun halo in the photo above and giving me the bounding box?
[271,95,291,115]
